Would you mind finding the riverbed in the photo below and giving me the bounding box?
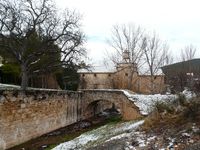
[8,112,122,150]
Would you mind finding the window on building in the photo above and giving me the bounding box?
[94,84,98,89]
[125,73,128,76]
[108,74,111,77]
[186,72,194,76]
[164,76,167,84]
[82,74,85,77]
[94,74,97,77]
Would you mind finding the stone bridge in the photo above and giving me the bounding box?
[81,90,141,120]
[0,89,141,149]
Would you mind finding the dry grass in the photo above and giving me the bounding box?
[142,112,179,131]
[142,96,200,132]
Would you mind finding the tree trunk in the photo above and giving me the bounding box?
[128,69,134,90]
[21,64,28,91]
[150,76,154,94]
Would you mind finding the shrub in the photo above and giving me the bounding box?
[176,93,187,106]
[143,96,200,132]
[0,63,21,85]
[142,100,177,131]
[182,98,200,121]
[154,101,175,114]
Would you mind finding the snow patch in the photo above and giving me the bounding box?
[182,88,196,99]
[122,91,177,115]
[53,134,99,150]
[53,120,144,150]
[0,83,64,91]
[107,133,130,142]
[0,83,21,89]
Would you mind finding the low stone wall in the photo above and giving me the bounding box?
[0,90,82,149]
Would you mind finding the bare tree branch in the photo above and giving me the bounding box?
[142,32,172,93]
[181,44,196,61]
[0,0,86,90]
[106,23,145,90]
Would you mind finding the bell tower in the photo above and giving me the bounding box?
[122,50,130,63]
[116,50,138,74]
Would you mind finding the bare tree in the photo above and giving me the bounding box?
[142,32,172,93]
[107,24,144,66]
[179,44,197,90]
[107,24,144,90]
[181,44,196,61]
[0,0,85,90]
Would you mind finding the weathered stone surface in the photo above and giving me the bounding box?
[0,89,141,149]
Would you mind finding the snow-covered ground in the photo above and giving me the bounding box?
[122,89,196,115]
[53,118,200,150]
[53,120,144,150]
[122,90,177,115]
[0,83,63,91]
[0,83,21,89]
[182,88,196,99]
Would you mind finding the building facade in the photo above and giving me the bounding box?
[79,51,166,94]
[161,58,200,92]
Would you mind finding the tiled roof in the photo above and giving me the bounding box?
[78,66,116,73]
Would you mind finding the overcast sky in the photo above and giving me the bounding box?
[56,0,200,66]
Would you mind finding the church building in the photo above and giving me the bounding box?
[78,51,165,94]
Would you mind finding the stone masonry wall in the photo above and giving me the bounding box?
[0,90,82,150]
[81,90,141,120]
[0,89,141,149]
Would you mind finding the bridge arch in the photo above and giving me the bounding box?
[84,99,121,118]
[80,90,142,120]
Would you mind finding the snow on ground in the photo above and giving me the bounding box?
[54,119,184,150]
[53,120,144,150]
[123,89,196,115]
[182,88,196,99]
[53,134,99,150]
[0,83,64,91]
[122,90,177,115]
[0,83,21,89]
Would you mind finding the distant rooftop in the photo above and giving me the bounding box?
[78,66,116,73]
[161,58,200,75]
